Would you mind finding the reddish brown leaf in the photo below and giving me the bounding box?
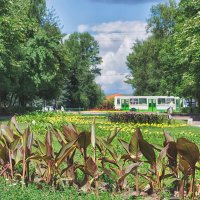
[177,137,199,168]
[85,157,98,179]
[63,125,78,142]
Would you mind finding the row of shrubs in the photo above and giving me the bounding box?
[108,112,167,124]
[0,106,41,115]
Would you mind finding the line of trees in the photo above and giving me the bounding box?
[0,0,105,111]
[126,0,200,108]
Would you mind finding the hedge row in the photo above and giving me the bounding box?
[108,112,166,124]
[0,106,40,115]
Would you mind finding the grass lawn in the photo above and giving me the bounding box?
[0,111,200,199]
[15,111,200,147]
[0,177,119,200]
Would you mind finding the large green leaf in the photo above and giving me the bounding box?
[118,139,129,154]
[10,138,21,151]
[157,144,168,177]
[0,124,15,144]
[22,127,30,151]
[107,127,120,144]
[35,139,46,155]
[55,140,77,168]
[14,148,23,165]
[118,162,141,184]
[129,128,142,156]
[51,126,67,146]
[139,138,156,166]
[101,139,117,161]
[176,137,199,168]
[9,115,22,135]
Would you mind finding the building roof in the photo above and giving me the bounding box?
[106,93,123,100]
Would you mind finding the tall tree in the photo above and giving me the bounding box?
[126,38,162,95]
[63,32,103,108]
[173,0,200,105]
[0,1,104,110]
[147,0,177,38]
[0,0,34,106]
[127,0,177,96]
[0,0,67,107]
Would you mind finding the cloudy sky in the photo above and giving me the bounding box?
[46,0,168,95]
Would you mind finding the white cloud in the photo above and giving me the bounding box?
[77,20,149,94]
[91,21,146,34]
[78,24,89,33]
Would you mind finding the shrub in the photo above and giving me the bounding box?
[108,112,166,124]
[0,106,41,115]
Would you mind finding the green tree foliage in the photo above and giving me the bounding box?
[63,32,103,109]
[0,0,62,106]
[127,0,177,96]
[0,1,104,109]
[173,0,200,104]
[127,0,200,109]
[127,38,163,95]
[0,0,34,106]
[158,0,200,105]
[147,0,177,38]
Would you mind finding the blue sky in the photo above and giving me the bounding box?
[46,0,169,95]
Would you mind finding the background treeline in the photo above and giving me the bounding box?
[127,0,200,109]
[0,0,105,112]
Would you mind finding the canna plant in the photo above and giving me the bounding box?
[0,116,200,199]
[176,137,199,199]
[119,128,143,195]
[0,116,34,188]
[161,131,200,199]
[50,122,98,191]
[97,127,142,191]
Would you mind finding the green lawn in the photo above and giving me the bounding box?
[0,112,199,199]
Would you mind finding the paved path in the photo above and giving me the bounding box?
[191,121,200,127]
[0,115,12,121]
[172,115,200,127]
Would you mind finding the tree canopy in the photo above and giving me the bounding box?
[127,0,200,107]
[62,32,103,108]
[0,0,104,110]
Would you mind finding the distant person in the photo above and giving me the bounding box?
[167,101,174,124]
[61,106,64,111]
[169,101,174,114]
